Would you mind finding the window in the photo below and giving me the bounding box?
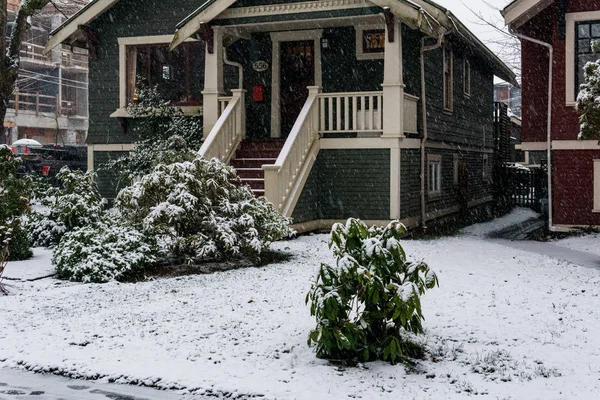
[483,154,489,182]
[463,58,471,97]
[594,160,600,212]
[355,25,385,60]
[125,41,204,106]
[575,21,600,95]
[443,44,453,111]
[428,154,442,197]
[453,153,459,186]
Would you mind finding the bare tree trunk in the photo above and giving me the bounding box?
[1,0,51,124]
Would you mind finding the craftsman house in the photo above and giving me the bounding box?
[46,0,516,232]
[503,0,600,230]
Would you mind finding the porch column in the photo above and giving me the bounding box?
[381,15,404,139]
[202,27,224,139]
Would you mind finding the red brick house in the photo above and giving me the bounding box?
[503,0,600,230]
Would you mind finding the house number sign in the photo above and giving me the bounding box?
[253,60,269,72]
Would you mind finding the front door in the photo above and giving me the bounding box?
[280,40,315,136]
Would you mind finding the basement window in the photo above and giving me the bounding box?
[428,154,442,198]
[594,160,600,213]
[125,41,204,106]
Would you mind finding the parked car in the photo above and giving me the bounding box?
[25,145,87,184]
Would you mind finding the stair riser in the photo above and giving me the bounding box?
[235,150,282,159]
[237,140,286,151]
[241,180,265,190]
[231,159,276,169]
[235,169,264,179]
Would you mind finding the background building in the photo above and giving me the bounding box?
[3,0,88,146]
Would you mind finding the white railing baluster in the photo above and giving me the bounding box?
[352,96,358,131]
[200,89,246,163]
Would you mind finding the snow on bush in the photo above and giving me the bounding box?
[28,168,106,248]
[0,145,32,262]
[101,86,202,183]
[53,217,158,283]
[116,156,291,264]
[306,219,438,364]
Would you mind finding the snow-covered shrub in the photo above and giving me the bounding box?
[28,167,106,248]
[102,86,202,182]
[577,40,600,141]
[0,145,32,261]
[306,219,438,364]
[116,156,291,264]
[53,217,158,283]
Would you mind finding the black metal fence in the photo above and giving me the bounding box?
[505,166,548,212]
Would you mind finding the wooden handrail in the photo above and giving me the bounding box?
[199,89,246,163]
[264,86,321,214]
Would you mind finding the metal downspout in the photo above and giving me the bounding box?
[420,34,444,228]
[223,47,243,89]
[512,31,554,231]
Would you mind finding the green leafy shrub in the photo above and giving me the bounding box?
[53,217,158,283]
[306,219,438,364]
[28,167,105,247]
[0,145,32,261]
[116,156,291,264]
[102,86,202,182]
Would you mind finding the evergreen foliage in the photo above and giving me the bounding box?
[116,156,291,264]
[53,216,158,283]
[28,168,106,248]
[306,219,438,364]
[102,86,203,182]
[0,145,32,262]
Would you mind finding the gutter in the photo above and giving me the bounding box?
[223,47,243,89]
[511,31,555,231]
[420,33,445,228]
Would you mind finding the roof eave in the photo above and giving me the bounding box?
[501,0,552,29]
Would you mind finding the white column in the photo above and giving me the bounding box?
[202,28,224,139]
[381,17,405,139]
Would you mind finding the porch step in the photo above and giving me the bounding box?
[231,158,277,169]
[231,139,286,197]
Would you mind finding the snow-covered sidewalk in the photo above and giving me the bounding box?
[1,211,599,399]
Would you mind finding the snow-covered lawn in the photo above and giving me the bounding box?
[1,211,599,399]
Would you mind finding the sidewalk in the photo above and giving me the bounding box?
[492,239,600,269]
[0,368,195,400]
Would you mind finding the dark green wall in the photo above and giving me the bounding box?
[93,151,129,200]
[87,0,203,146]
[400,149,421,220]
[423,38,495,147]
[292,149,390,223]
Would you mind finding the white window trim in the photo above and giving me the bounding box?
[428,154,442,198]
[355,23,385,60]
[463,58,471,97]
[453,153,459,186]
[566,11,600,106]
[111,35,202,118]
[443,44,454,112]
[483,154,489,182]
[594,159,600,213]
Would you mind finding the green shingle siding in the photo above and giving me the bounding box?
[292,149,390,223]
[93,151,129,199]
[400,149,421,220]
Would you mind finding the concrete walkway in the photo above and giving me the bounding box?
[492,239,600,270]
[0,368,198,400]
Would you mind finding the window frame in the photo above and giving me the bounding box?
[594,159,600,213]
[112,35,204,118]
[443,44,454,112]
[355,24,385,60]
[463,57,471,97]
[483,154,489,183]
[453,153,460,186]
[566,12,600,105]
[428,154,442,199]
[574,20,600,97]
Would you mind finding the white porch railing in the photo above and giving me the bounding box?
[218,96,232,117]
[199,89,246,163]
[318,91,383,134]
[264,86,321,214]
